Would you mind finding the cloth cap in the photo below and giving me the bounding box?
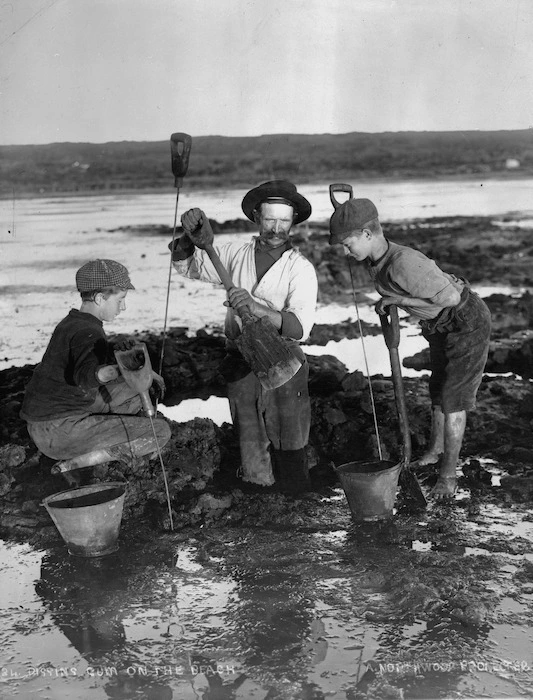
[241,180,312,224]
[329,198,379,244]
[76,259,135,292]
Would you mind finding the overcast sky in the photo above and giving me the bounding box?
[1,0,532,145]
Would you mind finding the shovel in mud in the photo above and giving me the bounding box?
[336,308,426,519]
[379,306,427,509]
[202,242,302,391]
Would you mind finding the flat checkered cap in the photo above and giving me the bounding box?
[76,259,135,292]
[329,198,379,244]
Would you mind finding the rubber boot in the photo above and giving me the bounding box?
[52,448,115,475]
[274,448,312,496]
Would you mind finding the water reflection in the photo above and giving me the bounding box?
[36,553,128,657]
[188,653,247,700]
[35,549,176,699]
[4,483,531,699]
[232,569,324,672]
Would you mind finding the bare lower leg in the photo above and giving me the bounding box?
[430,410,466,499]
[417,406,445,465]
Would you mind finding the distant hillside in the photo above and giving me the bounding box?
[1,130,532,196]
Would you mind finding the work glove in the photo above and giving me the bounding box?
[180,208,214,249]
[150,371,166,401]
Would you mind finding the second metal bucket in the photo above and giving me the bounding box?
[43,482,127,557]
[336,460,402,521]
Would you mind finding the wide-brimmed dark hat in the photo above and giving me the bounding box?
[241,180,312,224]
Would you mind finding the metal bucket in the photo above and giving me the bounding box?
[43,482,127,557]
[336,460,402,521]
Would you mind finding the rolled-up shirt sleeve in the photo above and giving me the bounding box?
[172,243,238,285]
[283,260,318,341]
[280,311,304,340]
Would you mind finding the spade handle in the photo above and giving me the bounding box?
[329,183,353,210]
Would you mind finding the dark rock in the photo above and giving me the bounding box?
[462,459,492,485]
[449,601,490,626]
[485,330,533,378]
[403,348,431,371]
[0,444,26,470]
[0,472,14,497]
[506,447,533,464]
[192,493,233,517]
[500,475,533,501]
[404,330,533,377]
[519,390,533,414]
[485,291,533,332]
[341,371,367,393]
[307,355,347,396]
[1,317,532,543]
[306,320,381,346]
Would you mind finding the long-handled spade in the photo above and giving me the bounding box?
[159,132,193,377]
[380,307,427,508]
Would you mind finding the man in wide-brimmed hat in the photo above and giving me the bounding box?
[170,180,318,495]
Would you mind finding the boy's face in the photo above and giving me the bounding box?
[97,290,128,322]
[342,230,372,261]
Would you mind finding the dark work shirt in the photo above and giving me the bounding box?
[20,309,112,421]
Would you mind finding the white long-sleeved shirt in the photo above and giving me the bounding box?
[173,238,318,342]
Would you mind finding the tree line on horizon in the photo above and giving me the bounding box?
[0,130,531,196]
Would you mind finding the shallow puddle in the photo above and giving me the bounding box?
[2,485,533,700]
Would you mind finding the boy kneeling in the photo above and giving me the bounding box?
[21,259,170,480]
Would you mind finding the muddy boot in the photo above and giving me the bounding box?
[52,449,116,488]
[52,448,115,476]
[274,448,312,496]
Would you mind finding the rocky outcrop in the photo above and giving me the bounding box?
[2,321,532,545]
[404,322,533,378]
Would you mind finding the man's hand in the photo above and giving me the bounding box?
[224,287,256,315]
[151,371,166,401]
[113,336,138,353]
[180,208,214,249]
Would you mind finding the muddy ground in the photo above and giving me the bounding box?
[1,214,533,699]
